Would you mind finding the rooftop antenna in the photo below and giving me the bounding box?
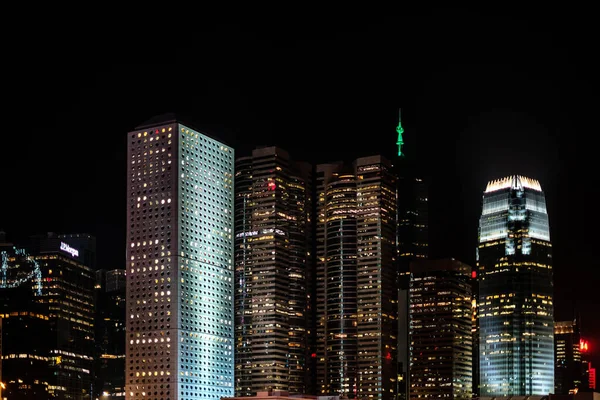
[396,108,405,158]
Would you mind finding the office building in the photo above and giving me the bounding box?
[126,114,235,400]
[409,258,473,399]
[95,269,126,399]
[0,232,96,399]
[234,147,313,396]
[477,176,554,396]
[555,318,584,395]
[316,155,398,400]
[395,112,428,267]
[393,110,429,400]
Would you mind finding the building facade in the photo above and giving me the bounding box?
[554,319,583,395]
[234,147,313,396]
[126,114,235,400]
[0,232,96,399]
[477,176,554,396]
[409,258,473,399]
[95,269,126,399]
[316,155,398,400]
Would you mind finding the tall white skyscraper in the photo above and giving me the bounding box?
[126,114,235,400]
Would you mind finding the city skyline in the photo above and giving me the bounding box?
[1,7,598,372]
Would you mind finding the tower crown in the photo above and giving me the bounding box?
[484,175,542,193]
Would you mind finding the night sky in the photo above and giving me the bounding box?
[2,9,598,367]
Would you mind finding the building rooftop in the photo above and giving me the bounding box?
[132,112,235,148]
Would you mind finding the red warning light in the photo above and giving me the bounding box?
[268,180,276,190]
[311,353,317,358]
[472,271,477,279]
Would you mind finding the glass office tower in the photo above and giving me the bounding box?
[234,147,313,396]
[477,175,554,396]
[316,156,398,400]
[126,114,235,400]
[409,258,472,400]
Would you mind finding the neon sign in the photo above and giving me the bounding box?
[581,339,590,353]
[60,242,79,258]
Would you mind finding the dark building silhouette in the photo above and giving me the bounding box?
[94,269,126,399]
[393,110,429,400]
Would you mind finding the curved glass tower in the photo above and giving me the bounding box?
[477,175,554,396]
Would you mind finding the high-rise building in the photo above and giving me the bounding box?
[234,147,313,396]
[106,268,127,292]
[393,110,429,400]
[316,155,398,400]
[408,258,473,399]
[95,269,126,399]
[554,318,583,395]
[0,232,96,399]
[394,109,428,269]
[126,114,235,400]
[477,175,554,396]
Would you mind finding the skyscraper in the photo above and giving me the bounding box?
[234,146,313,396]
[409,258,472,399]
[316,155,398,400]
[393,110,429,400]
[477,175,554,396]
[126,114,235,400]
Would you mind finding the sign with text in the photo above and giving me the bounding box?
[60,242,79,258]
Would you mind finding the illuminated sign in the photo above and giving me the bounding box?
[60,242,79,258]
[581,339,590,353]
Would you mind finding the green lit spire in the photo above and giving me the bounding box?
[396,108,405,157]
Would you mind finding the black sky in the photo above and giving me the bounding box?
[2,9,598,364]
